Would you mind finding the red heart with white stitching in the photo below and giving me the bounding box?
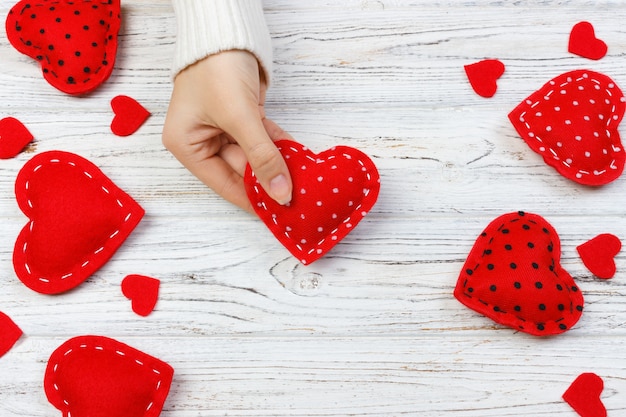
[44,335,174,417]
[508,70,626,186]
[244,139,380,265]
[13,150,144,294]
[0,117,34,159]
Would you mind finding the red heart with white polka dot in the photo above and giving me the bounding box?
[244,140,380,265]
[508,70,626,186]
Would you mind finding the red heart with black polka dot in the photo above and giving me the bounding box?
[244,139,380,265]
[454,211,584,336]
[5,0,121,95]
[508,70,625,186]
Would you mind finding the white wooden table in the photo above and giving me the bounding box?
[1,1,625,415]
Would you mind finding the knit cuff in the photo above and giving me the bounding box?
[170,0,273,83]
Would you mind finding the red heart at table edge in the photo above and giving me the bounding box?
[122,274,160,316]
[0,312,23,358]
[563,373,607,417]
[569,21,608,60]
[110,95,151,137]
[244,139,380,265]
[577,233,621,279]
[13,150,145,294]
[464,59,505,98]
[0,117,34,159]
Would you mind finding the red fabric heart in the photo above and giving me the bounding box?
[569,21,608,61]
[454,211,584,336]
[13,150,145,294]
[110,95,151,137]
[5,0,121,95]
[44,335,174,417]
[0,117,34,159]
[0,312,23,358]
[244,139,380,265]
[122,275,160,317]
[508,70,625,186]
[563,373,606,417]
[577,233,621,279]
[464,59,505,98]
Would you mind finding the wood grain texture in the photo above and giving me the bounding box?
[1,0,625,416]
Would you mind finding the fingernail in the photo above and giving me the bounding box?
[269,174,291,205]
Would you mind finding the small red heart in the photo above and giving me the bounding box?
[13,151,145,294]
[577,234,621,279]
[245,139,380,265]
[563,373,606,417]
[110,95,151,137]
[0,312,23,358]
[122,275,160,317]
[0,117,34,159]
[44,335,174,417]
[569,21,608,61]
[464,59,505,98]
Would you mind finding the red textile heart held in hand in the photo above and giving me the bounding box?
[245,139,380,265]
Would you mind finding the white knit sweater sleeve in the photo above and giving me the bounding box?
[170,0,273,82]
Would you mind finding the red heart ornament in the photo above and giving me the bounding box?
[454,211,584,336]
[563,373,607,417]
[508,70,626,186]
[569,21,608,61]
[577,233,621,279]
[110,95,151,137]
[13,150,145,294]
[44,335,174,417]
[0,117,34,159]
[5,0,121,95]
[464,59,505,98]
[122,275,160,317]
[244,139,380,265]
[0,312,23,358]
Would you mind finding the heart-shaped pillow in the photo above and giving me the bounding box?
[244,139,380,265]
[13,150,144,294]
[44,335,174,417]
[5,0,121,95]
[454,211,584,336]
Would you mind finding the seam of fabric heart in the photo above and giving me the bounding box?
[48,340,167,414]
[514,72,624,182]
[18,156,136,287]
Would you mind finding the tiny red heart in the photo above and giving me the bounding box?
[13,151,145,294]
[569,21,608,60]
[577,234,621,279]
[110,95,151,137]
[5,0,121,95]
[563,373,607,417]
[509,70,625,186]
[0,312,23,358]
[44,335,174,417]
[464,59,505,98]
[122,274,160,317]
[245,139,380,265]
[0,117,34,159]
[455,211,584,336]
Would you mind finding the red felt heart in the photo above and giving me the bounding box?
[244,139,380,265]
[0,117,34,159]
[122,275,160,317]
[509,70,625,186]
[0,312,23,358]
[464,59,505,98]
[454,211,584,336]
[577,233,621,279]
[5,0,121,95]
[111,95,151,137]
[13,150,145,294]
[569,21,608,61]
[44,335,174,417]
[563,373,606,417]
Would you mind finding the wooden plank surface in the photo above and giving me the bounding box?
[1,1,625,416]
